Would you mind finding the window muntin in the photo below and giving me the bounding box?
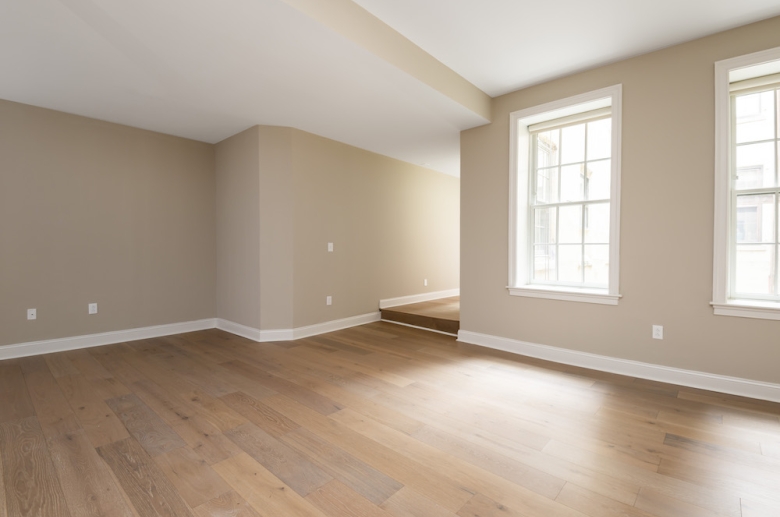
[731,85,780,301]
[508,85,621,305]
[529,114,612,288]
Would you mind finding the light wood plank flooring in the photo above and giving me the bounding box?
[1,322,779,516]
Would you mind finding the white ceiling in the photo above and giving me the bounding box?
[2,1,780,176]
[352,0,780,97]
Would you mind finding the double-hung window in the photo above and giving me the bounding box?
[731,81,780,300]
[530,111,612,288]
[509,86,622,305]
[713,48,780,319]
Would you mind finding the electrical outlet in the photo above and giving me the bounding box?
[88,303,98,315]
[424,279,428,286]
[326,296,332,306]
[327,242,334,252]
[27,308,37,320]
[652,325,663,340]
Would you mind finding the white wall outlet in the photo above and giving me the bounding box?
[326,296,332,306]
[424,278,428,286]
[27,308,37,320]
[327,242,334,252]
[88,303,98,315]
[652,325,663,340]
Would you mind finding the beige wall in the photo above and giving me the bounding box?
[0,100,216,347]
[1,107,457,346]
[290,129,460,328]
[258,127,295,330]
[215,126,261,329]
[461,16,780,384]
[216,125,460,331]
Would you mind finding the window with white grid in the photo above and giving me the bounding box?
[529,111,612,288]
[508,85,622,305]
[712,47,780,319]
[730,81,780,301]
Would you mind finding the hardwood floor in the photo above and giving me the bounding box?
[1,322,779,516]
[380,297,460,335]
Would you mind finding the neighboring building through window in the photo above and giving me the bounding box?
[713,47,780,319]
[508,86,622,305]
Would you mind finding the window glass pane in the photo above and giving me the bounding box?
[736,194,775,243]
[736,142,775,189]
[586,160,610,200]
[560,124,585,165]
[584,245,609,285]
[585,203,610,243]
[560,164,584,202]
[558,245,583,282]
[536,130,560,168]
[533,245,557,282]
[587,118,611,160]
[735,91,775,144]
[534,207,557,245]
[558,205,583,244]
[735,244,775,295]
[535,167,558,204]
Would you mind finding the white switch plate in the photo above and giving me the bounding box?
[424,279,428,286]
[652,325,663,340]
[327,242,333,252]
[88,303,98,315]
[27,308,37,320]
[326,296,332,306]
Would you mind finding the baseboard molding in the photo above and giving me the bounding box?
[0,319,217,361]
[458,330,780,404]
[0,311,383,362]
[293,312,381,340]
[215,319,269,341]
[217,312,381,343]
[379,289,460,309]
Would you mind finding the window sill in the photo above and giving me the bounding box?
[711,300,780,320]
[507,285,621,305]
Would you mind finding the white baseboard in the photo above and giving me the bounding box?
[458,330,780,404]
[215,319,268,341]
[0,311,384,361]
[379,289,460,309]
[0,319,217,361]
[293,312,381,339]
[217,312,381,343]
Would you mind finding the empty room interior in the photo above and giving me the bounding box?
[3,1,780,516]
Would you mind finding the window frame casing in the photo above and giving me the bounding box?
[713,46,780,320]
[508,85,623,305]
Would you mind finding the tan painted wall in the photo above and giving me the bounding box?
[461,16,780,384]
[290,129,460,328]
[214,125,459,332]
[0,100,216,347]
[258,127,295,330]
[215,126,261,329]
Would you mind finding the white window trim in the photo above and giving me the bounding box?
[713,46,780,320]
[508,85,622,305]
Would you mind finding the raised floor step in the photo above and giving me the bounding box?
[380,296,459,335]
